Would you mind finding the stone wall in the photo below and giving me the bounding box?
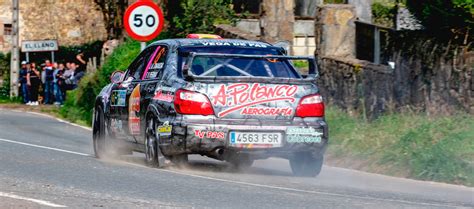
[315,4,356,58]
[316,4,472,118]
[318,36,473,119]
[0,0,107,53]
[260,0,295,45]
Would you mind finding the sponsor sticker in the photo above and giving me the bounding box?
[153,86,176,102]
[158,121,172,136]
[128,85,141,135]
[110,90,126,106]
[201,41,268,48]
[194,130,225,139]
[286,127,323,143]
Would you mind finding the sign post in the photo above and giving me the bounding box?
[124,0,164,51]
[21,40,59,63]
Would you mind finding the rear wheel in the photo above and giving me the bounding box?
[289,152,324,177]
[145,116,160,167]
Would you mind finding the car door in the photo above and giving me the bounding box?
[137,44,170,144]
[109,46,158,140]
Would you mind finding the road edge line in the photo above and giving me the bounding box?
[0,138,91,157]
[0,192,67,208]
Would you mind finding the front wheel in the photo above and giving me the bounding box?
[92,107,107,158]
[289,152,324,177]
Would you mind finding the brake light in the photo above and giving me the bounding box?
[295,94,325,117]
[174,89,214,115]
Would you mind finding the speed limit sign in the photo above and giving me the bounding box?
[124,0,164,42]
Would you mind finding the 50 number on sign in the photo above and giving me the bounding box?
[128,6,159,37]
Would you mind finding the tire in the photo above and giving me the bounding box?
[92,106,107,158]
[289,152,324,177]
[145,116,160,167]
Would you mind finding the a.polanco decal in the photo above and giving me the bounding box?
[110,90,126,107]
[286,127,323,143]
[128,84,141,135]
[211,83,298,117]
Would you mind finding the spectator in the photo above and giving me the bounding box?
[64,63,76,90]
[53,63,65,105]
[43,60,54,104]
[27,62,41,106]
[76,50,87,72]
[65,63,85,90]
[19,61,29,104]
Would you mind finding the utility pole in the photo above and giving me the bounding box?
[10,0,19,97]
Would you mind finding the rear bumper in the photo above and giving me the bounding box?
[169,118,328,159]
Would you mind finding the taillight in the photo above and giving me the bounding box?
[295,94,325,117]
[174,89,214,115]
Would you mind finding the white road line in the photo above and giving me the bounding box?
[24,111,92,131]
[158,169,462,208]
[0,138,91,157]
[0,192,67,208]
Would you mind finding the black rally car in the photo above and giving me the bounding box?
[93,36,328,176]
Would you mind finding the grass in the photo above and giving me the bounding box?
[326,108,474,186]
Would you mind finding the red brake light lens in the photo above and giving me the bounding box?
[174,89,214,116]
[295,94,325,117]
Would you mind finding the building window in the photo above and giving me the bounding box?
[4,24,12,36]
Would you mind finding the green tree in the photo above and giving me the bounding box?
[406,0,473,32]
[171,0,238,37]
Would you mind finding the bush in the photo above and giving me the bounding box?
[372,2,395,27]
[406,0,473,32]
[0,53,11,99]
[60,39,141,125]
[171,0,238,37]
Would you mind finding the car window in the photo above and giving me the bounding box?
[124,46,158,81]
[178,47,301,78]
[141,45,168,80]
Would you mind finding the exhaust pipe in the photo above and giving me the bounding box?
[215,148,224,156]
[207,148,225,160]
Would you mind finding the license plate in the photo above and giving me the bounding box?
[229,132,282,148]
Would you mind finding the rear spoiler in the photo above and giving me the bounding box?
[182,52,319,83]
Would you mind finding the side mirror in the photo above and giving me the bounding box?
[110,71,124,84]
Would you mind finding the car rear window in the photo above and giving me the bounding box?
[178,47,301,78]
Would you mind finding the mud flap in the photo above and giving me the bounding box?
[156,145,166,168]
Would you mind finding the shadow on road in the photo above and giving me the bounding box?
[107,153,294,177]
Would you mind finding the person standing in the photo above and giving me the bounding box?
[63,62,75,90]
[76,50,87,72]
[27,63,41,106]
[53,62,65,105]
[43,60,54,104]
[19,61,29,104]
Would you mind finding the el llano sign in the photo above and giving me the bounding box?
[21,40,59,52]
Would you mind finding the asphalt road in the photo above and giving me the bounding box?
[0,108,472,208]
